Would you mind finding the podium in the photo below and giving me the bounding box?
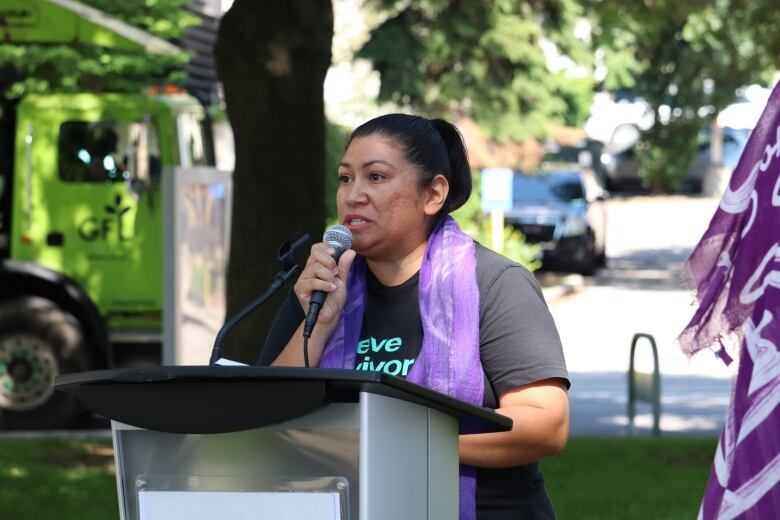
[56,367,511,520]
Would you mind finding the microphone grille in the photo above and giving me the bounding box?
[323,224,353,253]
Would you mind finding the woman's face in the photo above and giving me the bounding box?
[337,134,443,260]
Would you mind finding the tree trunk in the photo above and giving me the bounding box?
[214,1,333,362]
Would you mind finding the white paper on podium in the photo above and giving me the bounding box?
[138,490,341,519]
[213,357,248,366]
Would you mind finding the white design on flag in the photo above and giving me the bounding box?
[739,243,780,304]
[741,191,758,237]
[737,374,780,445]
[757,125,780,172]
[714,406,736,488]
[717,251,732,272]
[774,168,780,206]
[720,160,760,214]
[717,452,780,520]
[719,124,780,239]
[711,312,780,478]
[742,311,780,396]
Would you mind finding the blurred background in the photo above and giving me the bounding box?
[2,0,779,517]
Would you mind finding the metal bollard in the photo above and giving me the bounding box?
[627,333,661,436]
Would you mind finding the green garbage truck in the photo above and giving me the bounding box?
[0,0,222,428]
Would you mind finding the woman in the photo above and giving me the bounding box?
[261,114,570,519]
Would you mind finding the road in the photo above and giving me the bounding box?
[548,195,733,436]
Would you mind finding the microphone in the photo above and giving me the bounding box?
[302,225,353,339]
[209,233,311,366]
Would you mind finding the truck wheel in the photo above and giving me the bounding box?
[0,297,93,430]
[596,249,608,268]
[577,255,596,276]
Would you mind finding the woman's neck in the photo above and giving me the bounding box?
[365,240,427,286]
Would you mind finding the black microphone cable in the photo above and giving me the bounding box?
[209,233,310,366]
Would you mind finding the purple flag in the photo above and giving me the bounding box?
[678,84,780,519]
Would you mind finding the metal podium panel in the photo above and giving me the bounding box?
[359,392,459,520]
[428,406,459,519]
[113,403,359,520]
[109,386,463,520]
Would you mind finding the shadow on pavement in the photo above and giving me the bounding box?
[569,371,730,437]
[590,247,693,292]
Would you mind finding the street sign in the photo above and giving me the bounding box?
[480,168,513,212]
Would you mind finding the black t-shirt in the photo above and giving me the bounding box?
[259,242,569,519]
[354,269,423,377]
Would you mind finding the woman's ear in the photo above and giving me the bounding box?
[424,174,450,216]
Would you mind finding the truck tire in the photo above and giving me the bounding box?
[0,297,93,429]
[577,255,596,276]
[596,249,608,268]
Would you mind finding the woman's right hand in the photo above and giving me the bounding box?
[294,243,357,329]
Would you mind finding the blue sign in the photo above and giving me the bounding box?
[480,168,513,212]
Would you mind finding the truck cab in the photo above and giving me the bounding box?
[0,92,216,428]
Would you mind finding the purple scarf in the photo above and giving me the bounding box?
[678,84,780,518]
[319,216,484,520]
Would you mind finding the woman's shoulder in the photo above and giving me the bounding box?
[473,242,542,299]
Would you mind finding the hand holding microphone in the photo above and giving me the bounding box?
[297,225,355,339]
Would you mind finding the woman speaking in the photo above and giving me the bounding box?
[262,114,570,519]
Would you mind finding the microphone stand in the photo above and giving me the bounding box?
[209,233,311,366]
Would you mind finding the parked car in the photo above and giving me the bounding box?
[504,169,608,275]
[688,126,751,190]
[541,138,609,188]
[600,125,750,192]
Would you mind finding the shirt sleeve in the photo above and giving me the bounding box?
[256,289,305,365]
[479,265,570,398]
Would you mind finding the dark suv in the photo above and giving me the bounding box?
[505,169,608,275]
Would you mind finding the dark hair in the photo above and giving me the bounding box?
[346,114,472,216]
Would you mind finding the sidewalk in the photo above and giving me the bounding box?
[568,371,730,437]
[537,272,584,303]
[539,269,731,437]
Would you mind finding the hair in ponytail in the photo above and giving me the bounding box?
[429,119,472,213]
[346,114,472,215]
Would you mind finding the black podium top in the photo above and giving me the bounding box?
[56,366,512,434]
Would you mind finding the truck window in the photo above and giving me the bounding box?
[178,112,215,167]
[58,120,161,184]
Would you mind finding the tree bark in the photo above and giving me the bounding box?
[215,1,333,362]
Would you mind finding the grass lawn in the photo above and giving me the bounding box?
[0,438,117,519]
[544,437,718,519]
[0,436,717,519]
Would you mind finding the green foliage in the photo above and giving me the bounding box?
[636,117,700,192]
[452,171,542,271]
[359,0,593,142]
[552,73,596,128]
[0,0,197,98]
[585,0,780,191]
[84,0,197,40]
